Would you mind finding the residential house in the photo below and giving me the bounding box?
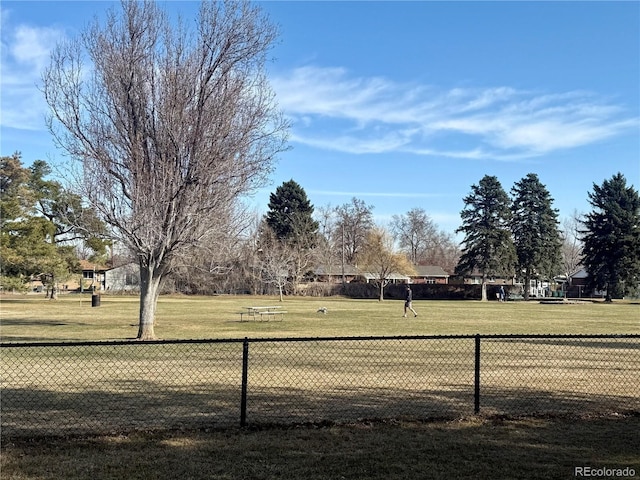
[566,268,608,298]
[450,269,519,286]
[409,265,449,284]
[312,265,412,284]
[104,262,140,292]
[79,260,109,291]
[312,265,360,283]
[358,271,411,285]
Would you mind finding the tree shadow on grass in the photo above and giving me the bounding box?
[1,382,241,437]
[2,379,638,438]
[2,409,639,480]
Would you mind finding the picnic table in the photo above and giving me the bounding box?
[239,306,286,322]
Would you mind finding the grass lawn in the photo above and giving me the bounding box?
[1,293,638,342]
[1,294,638,479]
[2,415,639,480]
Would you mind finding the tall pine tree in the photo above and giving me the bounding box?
[264,180,319,295]
[265,179,319,245]
[511,173,562,300]
[456,175,516,301]
[581,173,640,302]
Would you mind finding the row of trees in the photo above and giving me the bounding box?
[168,180,432,302]
[2,154,638,326]
[3,153,639,302]
[455,172,639,302]
[256,180,457,301]
[195,171,638,304]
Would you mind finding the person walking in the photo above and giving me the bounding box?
[403,285,418,318]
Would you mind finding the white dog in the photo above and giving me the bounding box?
[316,307,328,314]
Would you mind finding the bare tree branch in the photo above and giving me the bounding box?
[43,0,288,339]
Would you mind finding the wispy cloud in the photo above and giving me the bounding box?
[1,10,65,130]
[272,66,638,161]
[308,190,448,199]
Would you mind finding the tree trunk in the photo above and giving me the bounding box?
[137,262,162,340]
[605,281,613,303]
[523,267,531,301]
[481,276,488,301]
[379,283,384,301]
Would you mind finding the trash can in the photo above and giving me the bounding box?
[91,294,101,307]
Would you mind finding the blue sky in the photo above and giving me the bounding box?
[1,1,639,237]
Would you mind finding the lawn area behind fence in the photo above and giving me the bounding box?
[1,294,639,341]
[1,295,638,438]
[1,335,638,437]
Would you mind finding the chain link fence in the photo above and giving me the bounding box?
[1,335,638,437]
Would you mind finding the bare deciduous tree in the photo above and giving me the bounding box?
[359,227,415,301]
[391,207,461,273]
[335,198,374,266]
[256,225,292,302]
[561,210,584,284]
[43,0,288,339]
[314,204,340,277]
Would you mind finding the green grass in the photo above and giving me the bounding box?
[1,294,639,342]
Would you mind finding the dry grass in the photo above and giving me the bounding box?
[1,293,638,342]
[2,415,639,480]
[1,294,639,478]
[1,333,638,436]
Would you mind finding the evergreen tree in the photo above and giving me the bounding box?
[265,179,319,245]
[456,175,516,301]
[264,180,319,295]
[581,173,640,301]
[0,153,106,296]
[511,173,562,300]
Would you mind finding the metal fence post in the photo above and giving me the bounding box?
[240,337,249,427]
[474,334,481,414]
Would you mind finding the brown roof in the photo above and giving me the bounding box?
[411,265,449,277]
[79,260,109,272]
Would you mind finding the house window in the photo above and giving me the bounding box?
[83,271,94,280]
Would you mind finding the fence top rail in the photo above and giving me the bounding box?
[0,333,638,348]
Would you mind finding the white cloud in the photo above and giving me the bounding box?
[271,66,638,160]
[11,25,61,70]
[1,16,65,131]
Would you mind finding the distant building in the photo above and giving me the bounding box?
[409,265,450,284]
[450,269,519,286]
[104,262,140,292]
[312,264,448,285]
[79,260,109,291]
[78,259,140,292]
[358,271,411,285]
[312,265,360,283]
